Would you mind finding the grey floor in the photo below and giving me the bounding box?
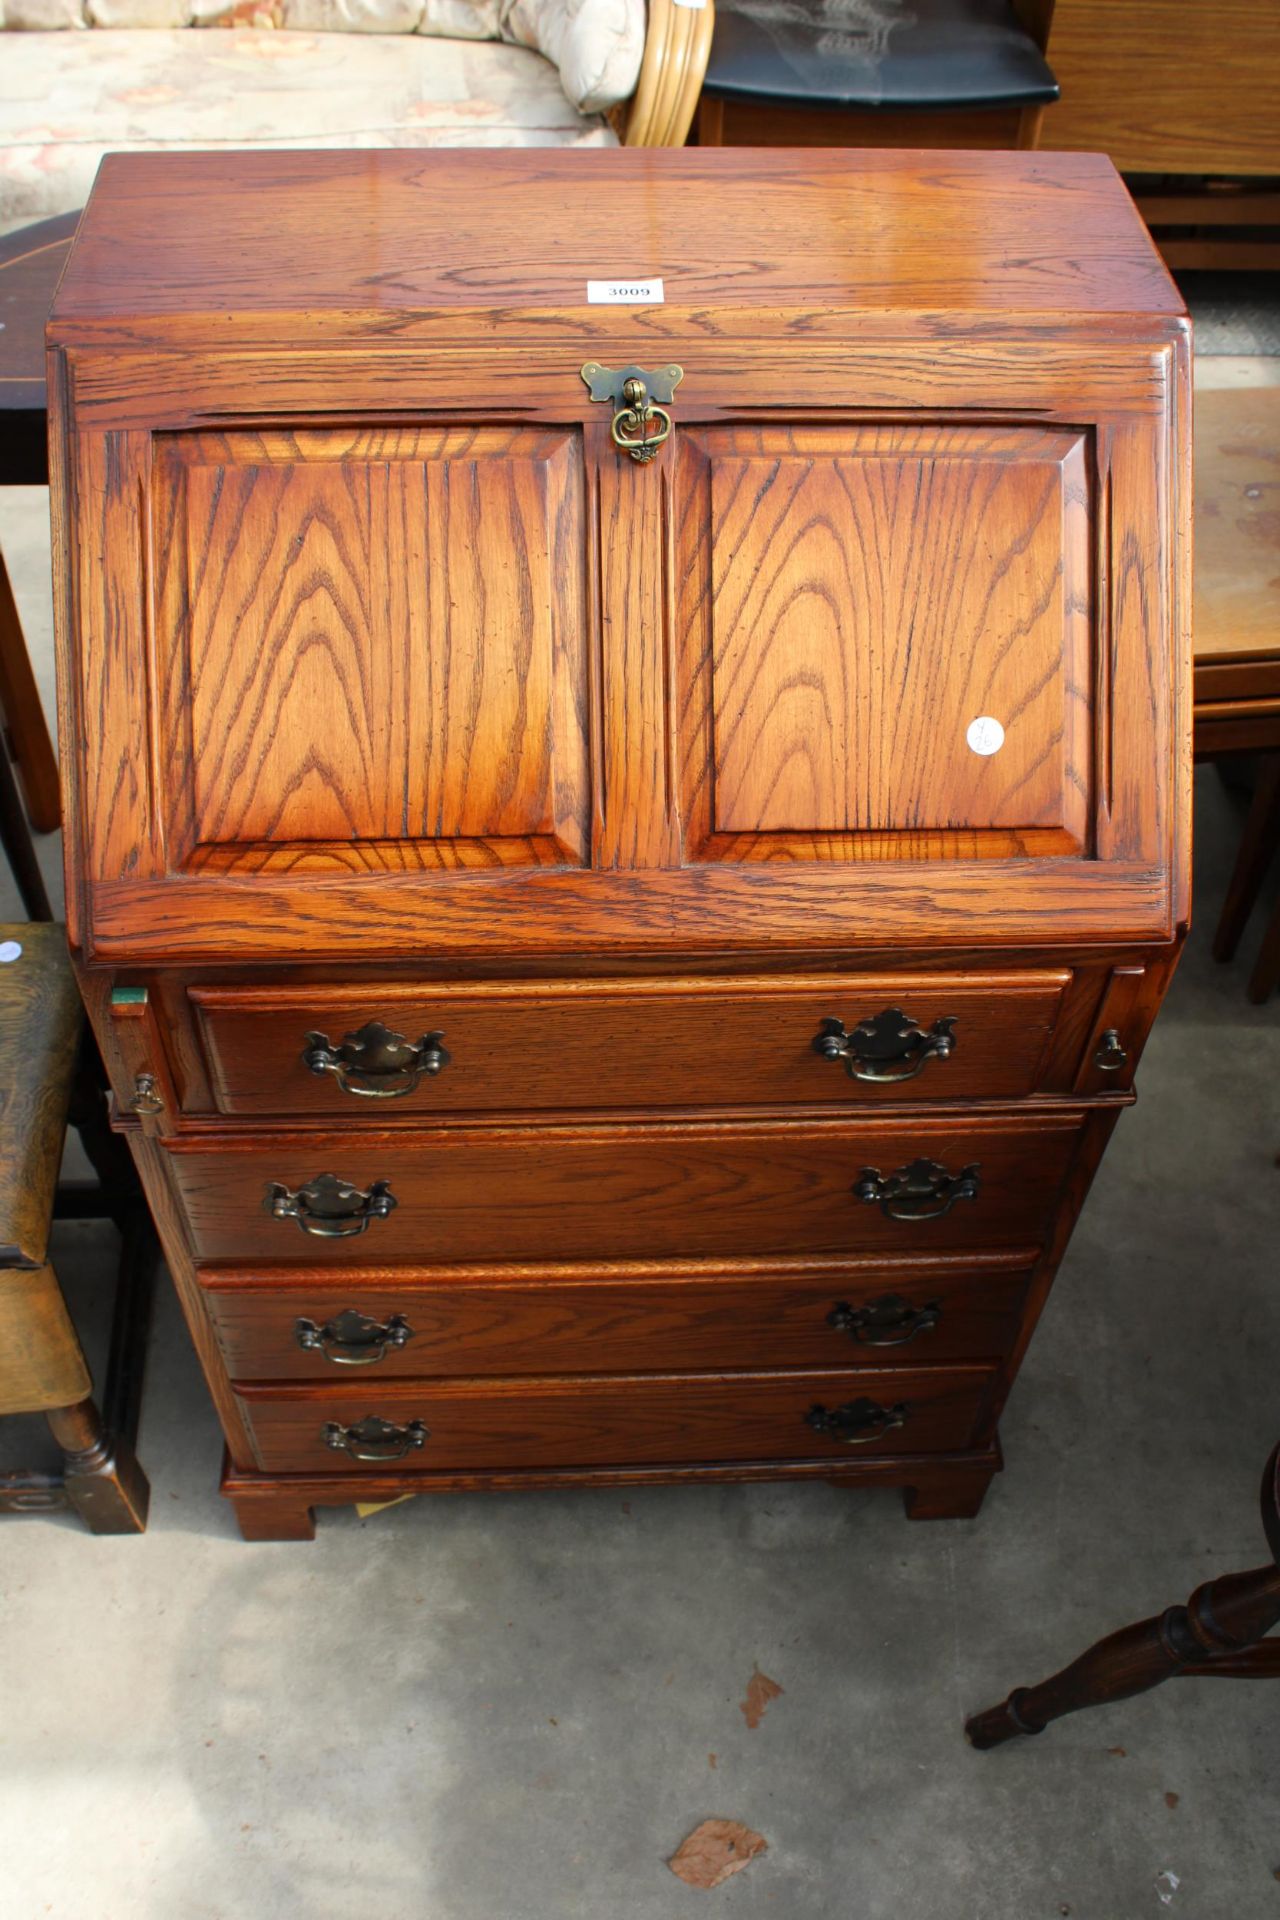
[2,482,1280,1917]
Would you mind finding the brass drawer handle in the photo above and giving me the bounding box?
[814,1008,957,1084]
[581,361,683,466]
[854,1158,981,1222]
[295,1309,413,1366]
[129,1071,165,1115]
[827,1294,941,1347]
[806,1398,909,1446]
[303,1021,449,1099]
[610,378,672,464]
[266,1172,397,1239]
[323,1415,428,1462]
[1093,1027,1128,1073]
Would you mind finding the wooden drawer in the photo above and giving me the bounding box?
[166,1108,1092,1266]
[189,971,1072,1117]
[235,1363,999,1474]
[202,1250,1037,1381]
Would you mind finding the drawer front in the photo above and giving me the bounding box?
[167,1110,1086,1266]
[235,1363,998,1474]
[190,971,1071,1117]
[202,1252,1036,1381]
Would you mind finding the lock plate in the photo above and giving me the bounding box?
[581,362,684,408]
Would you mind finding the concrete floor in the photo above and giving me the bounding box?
[2,481,1279,1918]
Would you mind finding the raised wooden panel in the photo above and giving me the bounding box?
[164,1106,1091,1266]
[150,425,588,872]
[189,968,1073,1117]
[202,1251,1036,1380]
[235,1364,998,1473]
[684,424,1092,859]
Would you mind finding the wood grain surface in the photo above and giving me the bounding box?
[163,1105,1098,1265]
[201,1249,1035,1381]
[48,152,1191,1530]
[234,1361,998,1472]
[0,923,82,1266]
[49,151,1182,345]
[691,424,1089,849]
[189,969,1072,1116]
[56,340,1184,960]
[1043,0,1280,176]
[1193,380,1280,666]
[150,426,587,870]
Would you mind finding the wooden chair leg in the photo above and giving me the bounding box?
[1213,753,1280,964]
[1015,102,1046,148]
[696,95,725,145]
[44,1394,149,1534]
[966,1443,1280,1750]
[0,548,60,835]
[1246,886,1280,1002]
[0,720,52,920]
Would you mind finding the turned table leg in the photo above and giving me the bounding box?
[967,1443,1280,1749]
[44,1396,149,1535]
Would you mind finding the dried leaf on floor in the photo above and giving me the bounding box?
[668,1819,767,1889]
[354,1494,414,1520]
[739,1664,784,1730]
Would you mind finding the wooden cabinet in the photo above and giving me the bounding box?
[50,149,1191,1539]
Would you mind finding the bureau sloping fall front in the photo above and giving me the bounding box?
[48,148,1190,1538]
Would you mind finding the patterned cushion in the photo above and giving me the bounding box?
[0,0,648,114]
[0,26,616,232]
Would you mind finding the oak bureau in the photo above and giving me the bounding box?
[48,150,1191,1540]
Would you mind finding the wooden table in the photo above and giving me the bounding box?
[1194,363,1280,759]
[0,212,79,869]
[1194,361,1280,1000]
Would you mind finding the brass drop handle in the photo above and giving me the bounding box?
[806,1398,909,1446]
[323,1415,428,1462]
[129,1072,164,1115]
[611,377,672,464]
[303,1021,449,1099]
[295,1309,413,1365]
[266,1172,397,1239]
[827,1294,941,1347]
[854,1158,981,1222]
[1093,1028,1128,1073]
[581,361,683,467]
[814,1009,957,1084]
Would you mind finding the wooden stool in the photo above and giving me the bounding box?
[1193,364,1280,1002]
[0,922,152,1533]
[965,1442,1280,1749]
[0,213,82,923]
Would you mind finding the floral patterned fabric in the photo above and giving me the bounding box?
[0,0,649,109]
[0,24,620,231]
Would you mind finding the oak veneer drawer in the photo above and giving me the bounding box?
[235,1363,999,1474]
[189,971,1072,1116]
[201,1251,1036,1381]
[166,1109,1091,1266]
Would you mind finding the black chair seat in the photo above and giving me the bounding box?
[703,0,1059,110]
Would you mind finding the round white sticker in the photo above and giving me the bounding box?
[0,940,23,963]
[966,716,1005,757]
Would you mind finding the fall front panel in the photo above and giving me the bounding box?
[148,425,590,872]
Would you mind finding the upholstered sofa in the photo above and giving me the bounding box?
[0,0,713,232]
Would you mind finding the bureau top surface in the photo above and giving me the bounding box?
[49,148,1182,345]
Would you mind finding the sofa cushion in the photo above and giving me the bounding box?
[0,26,615,232]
